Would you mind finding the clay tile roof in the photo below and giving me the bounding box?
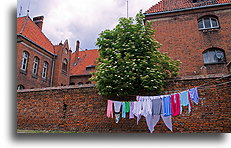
[145,0,231,14]
[70,49,99,76]
[17,16,54,54]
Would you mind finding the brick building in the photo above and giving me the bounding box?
[17,15,72,89]
[144,0,231,78]
[70,41,99,85]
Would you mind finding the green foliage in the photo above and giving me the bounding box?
[91,11,180,97]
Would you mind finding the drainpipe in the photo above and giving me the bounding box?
[50,54,57,87]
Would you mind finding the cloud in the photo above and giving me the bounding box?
[17,0,159,52]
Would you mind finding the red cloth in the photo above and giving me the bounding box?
[171,94,181,116]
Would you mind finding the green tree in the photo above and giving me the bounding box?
[91,12,180,97]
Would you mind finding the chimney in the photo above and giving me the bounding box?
[74,40,80,64]
[33,16,44,30]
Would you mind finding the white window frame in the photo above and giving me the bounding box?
[32,57,39,75]
[198,17,219,30]
[42,62,48,79]
[203,49,225,64]
[17,85,24,90]
[20,51,29,71]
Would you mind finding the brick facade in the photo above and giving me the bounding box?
[53,40,72,87]
[17,16,72,89]
[17,75,231,133]
[145,3,231,78]
[17,36,54,89]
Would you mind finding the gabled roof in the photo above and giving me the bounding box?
[70,49,99,76]
[145,0,231,14]
[17,16,54,54]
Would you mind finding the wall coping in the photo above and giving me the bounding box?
[17,74,231,93]
[17,84,95,93]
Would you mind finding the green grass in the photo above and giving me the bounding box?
[17,129,79,133]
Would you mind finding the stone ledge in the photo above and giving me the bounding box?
[17,84,95,93]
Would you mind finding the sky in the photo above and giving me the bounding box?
[17,0,159,52]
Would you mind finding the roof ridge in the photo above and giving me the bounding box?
[19,16,29,34]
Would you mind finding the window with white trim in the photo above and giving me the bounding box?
[32,56,39,75]
[198,17,219,30]
[42,62,48,79]
[21,51,29,71]
[17,85,24,90]
[203,48,226,64]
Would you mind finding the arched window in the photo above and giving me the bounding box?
[42,61,48,79]
[86,81,91,84]
[21,51,29,71]
[32,56,39,76]
[78,82,83,86]
[17,85,24,90]
[198,16,219,30]
[203,48,226,64]
[62,58,68,73]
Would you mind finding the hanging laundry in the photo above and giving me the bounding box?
[125,102,130,113]
[189,87,199,104]
[122,102,126,118]
[152,97,162,115]
[107,100,114,118]
[171,94,180,116]
[133,101,142,125]
[145,113,173,133]
[129,102,135,119]
[141,99,152,117]
[114,101,122,123]
[162,95,172,116]
[180,91,191,114]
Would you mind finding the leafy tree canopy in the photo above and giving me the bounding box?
[91,11,180,97]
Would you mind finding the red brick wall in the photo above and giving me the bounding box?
[17,76,231,133]
[17,37,54,89]
[145,5,231,77]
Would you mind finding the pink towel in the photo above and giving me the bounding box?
[171,94,180,116]
[107,100,114,118]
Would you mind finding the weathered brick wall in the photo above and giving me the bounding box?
[145,6,231,77]
[17,76,231,133]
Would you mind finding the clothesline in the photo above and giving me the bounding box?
[107,87,198,133]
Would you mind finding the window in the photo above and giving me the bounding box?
[86,81,91,84]
[198,17,219,30]
[62,59,68,73]
[65,48,68,54]
[78,82,83,86]
[21,51,29,71]
[42,62,48,79]
[193,0,211,3]
[70,82,75,85]
[17,85,24,90]
[86,65,95,71]
[203,48,226,64]
[32,57,39,76]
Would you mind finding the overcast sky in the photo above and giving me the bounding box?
[17,0,159,52]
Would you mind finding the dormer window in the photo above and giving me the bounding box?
[198,16,219,30]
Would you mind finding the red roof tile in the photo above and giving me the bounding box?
[70,49,99,76]
[145,0,231,14]
[17,16,54,54]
